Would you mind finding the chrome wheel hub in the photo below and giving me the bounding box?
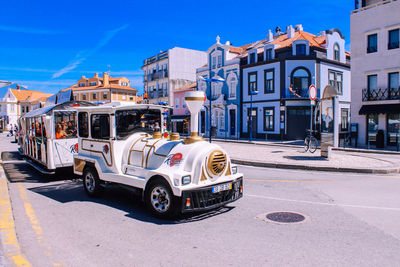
[150,186,170,213]
[85,173,95,192]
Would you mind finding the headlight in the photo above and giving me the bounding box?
[232,166,238,174]
[181,175,191,185]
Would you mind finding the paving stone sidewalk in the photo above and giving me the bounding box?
[214,141,400,174]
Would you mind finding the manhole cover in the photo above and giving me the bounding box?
[266,212,305,223]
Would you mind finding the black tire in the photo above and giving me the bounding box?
[82,167,104,197]
[145,178,179,219]
[309,137,318,153]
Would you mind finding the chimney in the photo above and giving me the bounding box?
[103,72,109,87]
[267,29,274,42]
[287,25,295,39]
[16,85,20,90]
[225,41,231,46]
[295,24,303,32]
[94,73,98,78]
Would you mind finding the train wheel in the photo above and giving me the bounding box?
[83,167,104,197]
[145,179,178,219]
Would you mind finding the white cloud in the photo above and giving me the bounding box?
[52,24,129,79]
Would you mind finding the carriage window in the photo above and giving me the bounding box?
[91,114,110,139]
[78,112,89,138]
[54,111,77,139]
[116,109,161,139]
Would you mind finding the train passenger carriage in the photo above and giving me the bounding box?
[19,101,95,173]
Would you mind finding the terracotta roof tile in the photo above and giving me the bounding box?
[11,89,53,102]
[175,83,197,92]
[62,85,137,92]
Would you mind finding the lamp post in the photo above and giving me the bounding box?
[249,89,258,142]
[198,75,225,143]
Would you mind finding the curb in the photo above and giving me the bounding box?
[231,159,400,174]
[332,147,400,155]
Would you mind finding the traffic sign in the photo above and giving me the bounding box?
[309,85,317,101]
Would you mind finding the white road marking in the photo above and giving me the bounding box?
[247,194,400,212]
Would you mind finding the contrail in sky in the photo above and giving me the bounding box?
[52,24,129,79]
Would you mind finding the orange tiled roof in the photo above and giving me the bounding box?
[175,83,197,92]
[11,89,53,102]
[240,31,328,57]
[229,46,244,54]
[62,84,137,92]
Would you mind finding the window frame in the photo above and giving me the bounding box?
[90,114,110,140]
[367,74,378,91]
[388,72,399,90]
[334,43,340,61]
[290,67,311,95]
[78,112,89,138]
[263,107,275,131]
[265,48,273,60]
[341,108,349,131]
[264,69,275,94]
[249,53,256,64]
[388,29,400,50]
[296,44,306,56]
[367,33,378,53]
[328,69,344,95]
[248,72,258,95]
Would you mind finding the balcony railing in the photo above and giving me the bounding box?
[145,70,168,82]
[284,88,320,99]
[147,90,169,99]
[362,87,400,101]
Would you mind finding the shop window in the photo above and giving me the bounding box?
[91,114,110,139]
[263,107,274,131]
[387,113,400,145]
[367,114,378,142]
[341,109,349,131]
[78,112,89,138]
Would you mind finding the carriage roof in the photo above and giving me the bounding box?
[21,101,96,119]
[74,102,172,113]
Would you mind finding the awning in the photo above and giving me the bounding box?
[171,115,189,122]
[359,104,400,115]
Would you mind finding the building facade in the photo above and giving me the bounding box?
[240,25,351,142]
[0,85,52,130]
[142,47,207,106]
[65,73,137,104]
[171,83,196,135]
[196,37,242,139]
[351,0,400,148]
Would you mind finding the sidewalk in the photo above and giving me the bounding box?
[214,140,400,174]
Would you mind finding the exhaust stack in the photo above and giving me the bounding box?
[183,90,205,144]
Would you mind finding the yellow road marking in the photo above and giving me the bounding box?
[16,184,62,267]
[0,171,31,266]
[245,178,326,183]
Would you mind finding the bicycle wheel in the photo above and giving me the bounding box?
[304,137,310,152]
[309,137,318,153]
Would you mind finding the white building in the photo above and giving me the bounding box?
[142,47,207,105]
[351,0,400,148]
[240,26,351,145]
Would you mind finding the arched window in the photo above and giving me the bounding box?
[291,67,311,96]
[334,43,340,61]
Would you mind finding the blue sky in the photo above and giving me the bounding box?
[0,0,353,95]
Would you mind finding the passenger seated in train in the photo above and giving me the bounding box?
[55,124,66,139]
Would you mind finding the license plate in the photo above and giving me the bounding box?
[212,183,232,193]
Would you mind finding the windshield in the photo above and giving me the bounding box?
[116,109,162,139]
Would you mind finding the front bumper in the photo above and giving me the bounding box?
[181,177,243,213]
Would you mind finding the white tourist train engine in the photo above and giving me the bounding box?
[74,91,243,218]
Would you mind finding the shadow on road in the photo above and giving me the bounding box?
[1,151,23,161]
[28,180,236,225]
[284,155,328,161]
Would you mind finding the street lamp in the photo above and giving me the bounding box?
[197,75,225,143]
[249,89,258,142]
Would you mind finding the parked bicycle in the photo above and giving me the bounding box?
[304,129,318,153]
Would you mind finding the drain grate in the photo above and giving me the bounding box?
[265,212,306,223]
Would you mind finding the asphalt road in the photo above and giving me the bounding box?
[1,135,400,267]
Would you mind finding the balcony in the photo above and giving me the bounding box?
[144,70,168,83]
[284,88,320,99]
[362,87,400,101]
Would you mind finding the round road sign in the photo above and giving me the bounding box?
[309,85,317,101]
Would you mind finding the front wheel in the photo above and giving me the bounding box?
[145,179,178,219]
[83,167,104,197]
